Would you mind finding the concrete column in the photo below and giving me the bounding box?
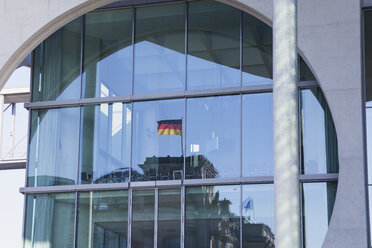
[273,0,300,248]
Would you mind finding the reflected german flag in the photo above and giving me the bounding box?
[157,119,182,136]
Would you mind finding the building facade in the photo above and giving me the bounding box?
[0,0,370,248]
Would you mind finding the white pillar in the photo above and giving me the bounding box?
[273,0,301,247]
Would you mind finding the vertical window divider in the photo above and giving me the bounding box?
[240,94,243,178]
[131,8,136,95]
[184,2,188,92]
[80,16,85,100]
[240,10,243,87]
[183,0,188,183]
[39,42,44,100]
[154,188,159,248]
[299,182,304,248]
[34,113,40,187]
[181,185,185,248]
[73,191,79,248]
[129,102,133,182]
[240,10,243,179]
[240,184,243,248]
[121,103,126,163]
[298,88,303,174]
[183,97,186,180]
[108,103,113,164]
[88,191,93,248]
[128,188,132,248]
[76,16,85,185]
[30,195,37,248]
[76,106,83,185]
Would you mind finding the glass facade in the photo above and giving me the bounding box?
[25,1,339,248]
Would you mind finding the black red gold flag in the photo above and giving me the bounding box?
[157,119,182,135]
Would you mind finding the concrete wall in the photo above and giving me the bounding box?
[0,0,367,247]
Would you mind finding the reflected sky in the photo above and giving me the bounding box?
[303,183,335,248]
[242,93,273,176]
[186,96,240,178]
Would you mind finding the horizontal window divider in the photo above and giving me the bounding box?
[0,159,26,170]
[156,180,182,187]
[20,182,129,194]
[20,173,337,194]
[299,173,338,182]
[183,176,274,185]
[298,80,319,88]
[130,181,156,188]
[25,82,318,110]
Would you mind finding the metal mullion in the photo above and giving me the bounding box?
[183,97,186,180]
[298,86,303,174]
[20,182,129,194]
[184,2,188,91]
[25,84,279,110]
[181,185,185,248]
[20,173,337,192]
[154,187,159,248]
[88,191,93,248]
[76,105,83,185]
[29,51,34,102]
[129,102,133,183]
[21,193,28,248]
[128,188,132,248]
[80,15,85,99]
[298,80,318,88]
[39,42,44,101]
[240,94,242,178]
[24,99,33,187]
[183,2,188,183]
[73,191,79,248]
[299,182,304,248]
[131,8,136,95]
[240,10,243,87]
[299,173,339,182]
[240,184,243,248]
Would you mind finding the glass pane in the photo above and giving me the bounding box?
[242,184,275,247]
[185,185,240,248]
[77,191,128,248]
[301,88,339,174]
[186,96,240,179]
[32,18,82,101]
[369,187,372,244]
[242,13,272,86]
[80,103,131,184]
[24,193,75,248]
[134,3,185,94]
[187,0,240,90]
[242,93,273,176]
[83,9,132,98]
[28,107,80,186]
[299,56,316,81]
[365,11,372,106]
[158,189,181,248]
[132,99,184,181]
[302,182,337,248]
[132,190,155,248]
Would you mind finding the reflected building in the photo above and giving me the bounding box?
[137,155,218,181]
